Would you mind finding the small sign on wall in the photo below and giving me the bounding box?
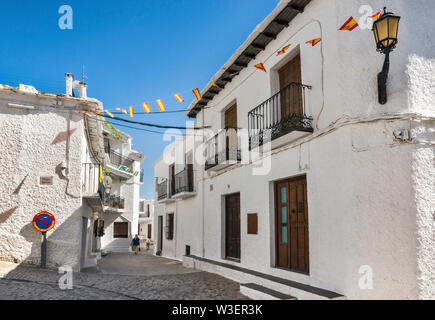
[247,213,258,235]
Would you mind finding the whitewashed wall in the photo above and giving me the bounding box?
[167,0,434,299]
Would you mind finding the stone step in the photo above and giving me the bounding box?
[240,283,297,300]
[183,255,345,300]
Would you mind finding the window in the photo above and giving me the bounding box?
[165,214,174,240]
[139,201,145,212]
[147,204,150,217]
[113,222,128,238]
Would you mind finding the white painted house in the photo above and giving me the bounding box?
[138,197,155,241]
[154,0,434,300]
[0,74,145,270]
[100,126,145,252]
[0,76,107,271]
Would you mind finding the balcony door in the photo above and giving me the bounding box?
[224,104,238,160]
[275,176,309,274]
[225,193,241,262]
[279,54,303,118]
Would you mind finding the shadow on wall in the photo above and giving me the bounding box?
[12,208,83,271]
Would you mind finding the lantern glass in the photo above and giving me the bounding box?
[373,13,400,53]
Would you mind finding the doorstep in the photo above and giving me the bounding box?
[183,255,345,300]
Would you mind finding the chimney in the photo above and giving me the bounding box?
[65,73,74,96]
[78,82,88,99]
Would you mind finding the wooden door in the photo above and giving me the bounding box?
[225,193,241,261]
[147,224,152,239]
[187,164,194,192]
[275,176,309,274]
[169,164,175,196]
[157,216,163,251]
[224,104,238,154]
[278,54,303,118]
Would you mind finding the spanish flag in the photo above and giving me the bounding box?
[277,44,291,56]
[157,100,166,112]
[93,110,102,114]
[370,11,382,20]
[174,94,184,103]
[192,88,202,101]
[129,106,134,118]
[142,103,151,113]
[82,111,93,117]
[105,110,115,118]
[339,16,359,31]
[99,165,103,183]
[117,108,127,114]
[306,38,322,47]
[211,82,222,91]
[254,63,267,72]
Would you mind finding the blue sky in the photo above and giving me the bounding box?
[0,0,279,199]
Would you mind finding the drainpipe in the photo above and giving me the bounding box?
[201,109,206,258]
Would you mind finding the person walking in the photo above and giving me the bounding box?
[131,235,140,255]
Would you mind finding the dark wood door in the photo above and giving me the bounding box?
[187,164,194,192]
[225,104,238,152]
[278,54,303,117]
[225,193,241,261]
[158,216,163,251]
[147,224,152,239]
[275,176,309,274]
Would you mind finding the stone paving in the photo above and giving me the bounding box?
[0,251,248,300]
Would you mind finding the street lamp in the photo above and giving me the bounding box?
[372,7,401,104]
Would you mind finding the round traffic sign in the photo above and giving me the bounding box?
[33,212,56,232]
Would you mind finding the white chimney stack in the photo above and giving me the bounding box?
[65,73,74,96]
[78,82,88,99]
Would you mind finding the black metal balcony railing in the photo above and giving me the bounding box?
[104,195,125,210]
[174,168,195,194]
[157,180,168,201]
[205,130,241,171]
[108,150,135,173]
[248,82,313,149]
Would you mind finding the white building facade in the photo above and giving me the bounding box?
[100,127,145,252]
[138,198,155,241]
[154,0,434,300]
[0,77,107,271]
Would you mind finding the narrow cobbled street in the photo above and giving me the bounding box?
[0,250,248,300]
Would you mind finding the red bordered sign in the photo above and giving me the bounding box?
[33,212,56,232]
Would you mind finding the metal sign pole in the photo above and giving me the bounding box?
[41,231,47,269]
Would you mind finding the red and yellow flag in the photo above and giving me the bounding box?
[105,110,114,118]
[117,108,127,114]
[93,110,102,114]
[129,106,134,118]
[339,16,359,31]
[142,103,151,113]
[370,11,382,20]
[254,63,267,72]
[82,111,93,117]
[157,100,166,112]
[277,44,291,56]
[174,94,184,103]
[211,82,222,91]
[306,38,322,47]
[192,88,202,101]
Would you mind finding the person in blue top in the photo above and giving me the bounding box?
[131,235,140,255]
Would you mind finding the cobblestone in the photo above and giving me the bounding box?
[0,253,248,300]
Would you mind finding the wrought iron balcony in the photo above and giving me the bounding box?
[205,130,241,171]
[108,150,135,173]
[173,168,195,195]
[248,82,313,149]
[157,179,168,201]
[104,195,125,210]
